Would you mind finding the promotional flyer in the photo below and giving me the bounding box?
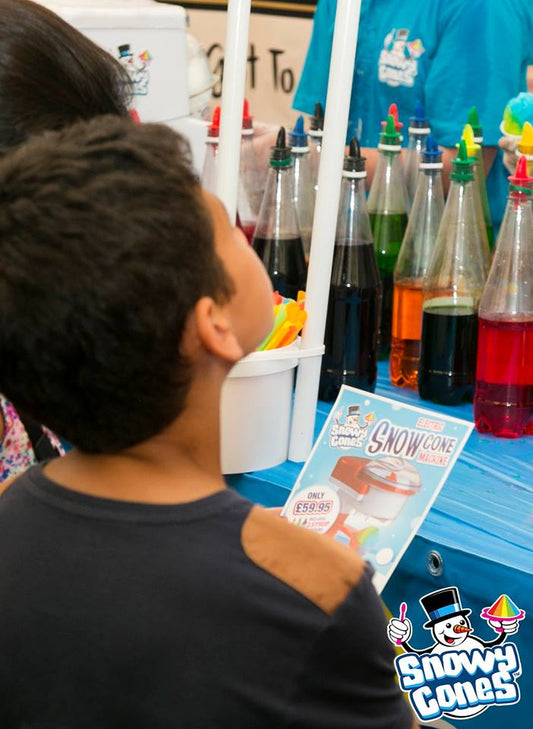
[282,386,474,593]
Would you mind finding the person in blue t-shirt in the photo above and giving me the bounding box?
[293,0,533,228]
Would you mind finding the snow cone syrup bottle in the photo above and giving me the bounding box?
[200,106,220,194]
[308,102,324,197]
[418,140,489,405]
[404,101,431,209]
[390,135,444,389]
[252,127,306,300]
[466,109,494,251]
[289,115,315,263]
[238,99,261,243]
[474,156,533,437]
[319,139,381,400]
[368,112,408,359]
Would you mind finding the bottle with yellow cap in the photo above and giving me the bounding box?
[368,110,408,359]
[517,121,533,176]
[459,123,493,261]
[418,140,489,405]
[467,108,494,250]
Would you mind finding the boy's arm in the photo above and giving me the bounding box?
[282,565,417,729]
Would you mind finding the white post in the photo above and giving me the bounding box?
[215,0,252,224]
[288,0,363,462]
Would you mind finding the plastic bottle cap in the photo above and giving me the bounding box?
[518,121,533,156]
[309,102,324,133]
[289,115,308,149]
[467,106,483,139]
[207,105,221,138]
[509,155,533,195]
[420,133,443,167]
[456,124,480,159]
[343,137,366,176]
[242,98,253,131]
[409,99,430,132]
[451,139,474,182]
[270,127,292,167]
[379,114,402,148]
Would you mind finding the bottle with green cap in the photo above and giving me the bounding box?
[319,139,381,399]
[252,127,306,300]
[466,108,494,250]
[404,100,431,208]
[390,134,444,390]
[308,102,324,197]
[368,111,409,359]
[475,155,533,437]
[289,115,314,263]
[418,140,489,405]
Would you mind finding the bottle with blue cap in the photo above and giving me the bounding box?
[319,139,381,399]
[418,140,489,405]
[252,127,306,300]
[390,135,444,389]
[289,115,314,262]
[404,101,431,209]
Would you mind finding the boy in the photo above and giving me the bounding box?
[0,116,415,728]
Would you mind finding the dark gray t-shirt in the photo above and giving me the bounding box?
[0,465,413,728]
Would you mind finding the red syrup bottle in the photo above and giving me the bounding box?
[474,156,533,437]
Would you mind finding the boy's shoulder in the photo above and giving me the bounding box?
[241,505,365,615]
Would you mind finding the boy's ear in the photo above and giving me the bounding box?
[193,296,244,363]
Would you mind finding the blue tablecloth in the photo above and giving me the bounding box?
[227,362,533,728]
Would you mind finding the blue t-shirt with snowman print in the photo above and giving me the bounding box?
[293,0,533,227]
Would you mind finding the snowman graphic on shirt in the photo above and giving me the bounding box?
[378,28,425,88]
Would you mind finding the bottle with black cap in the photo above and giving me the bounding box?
[319,139,382,400]
[308,102,324,197]
[252,127,306,300]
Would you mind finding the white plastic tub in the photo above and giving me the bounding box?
[220,342,324,474]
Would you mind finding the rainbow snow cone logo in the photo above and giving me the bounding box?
[388,588,525,721]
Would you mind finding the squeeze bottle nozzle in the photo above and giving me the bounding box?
[467,107,483,139]
[207,106,221,137]
[410,100,429,128]
[310,103,324,132]
[270,127,292,166]
[289,115,308,148]
[242,98,253,130]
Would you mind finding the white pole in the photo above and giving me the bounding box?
[288,0,362,462]
[215,0,251,224]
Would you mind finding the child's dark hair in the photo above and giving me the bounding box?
[0,0,131,150]
[0,116,233,453]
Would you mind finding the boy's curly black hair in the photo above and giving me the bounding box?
[0,0,131,150]
[0,116,233,453]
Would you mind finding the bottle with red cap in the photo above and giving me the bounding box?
[201,106,220,194]
[474,156,533,437]
[368,104,408,359]
[238,99,262,244]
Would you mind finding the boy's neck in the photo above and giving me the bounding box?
[44,367,228,504]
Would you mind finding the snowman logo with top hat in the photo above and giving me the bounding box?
[388,587,524,718]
